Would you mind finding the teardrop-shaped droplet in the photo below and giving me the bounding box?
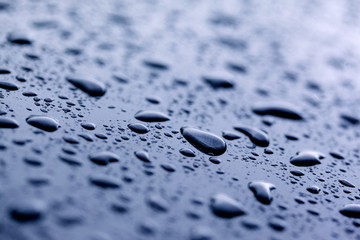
[290,151,323,167]
[181,127,226,156]
[0,117,19,128]
[248,181,276,205]
[234,125,269,147]
[134,111,170,122]
[26,116,60,132]
[209,193,246,218]
[252,102,304,120]
[66,77,106,97]
[339,204,360,218]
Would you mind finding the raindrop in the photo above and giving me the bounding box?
[248,181,276,205]
[339,204,360,218]
[252,102,304,120]
[234,125,269,147]
[209,193,246,218]
[26,116,60,132]
[181,127,227,156]
[290,151,323,167]
[0,117,19,128]
[66,77,106,97]
[128,123,149,134]
[89,151,120,165]
[134,111,170,122]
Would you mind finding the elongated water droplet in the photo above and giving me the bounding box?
[181,127,226,156]
[252,102,304,120]
[290,151,323,167]
[26,116,60,132]
[339,204,360,218]
[234,125,269,147]
[134,111,170,122]
[66,77,106,97]
[0,117,19,128]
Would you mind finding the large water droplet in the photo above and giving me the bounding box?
[8,199,46,223]
[339,204,360,218]
[248,181,275,205]
[26,116,60,132]
[0,117,19,128]
[181,127,226,156]
[0,81,19,91]
[128,123,150,134]
[290,151,323,167]
[209,193,246,218]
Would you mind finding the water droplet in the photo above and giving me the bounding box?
[252,102,304,120]
[128,123,149,134]
[89,151,120,165]
[7,32,32,45]
[181,127,227,156]
[179,148,196,157]
[248,181,276,205]
[134,151,151,162]
[339,179,355,188]
[0,81,19,91]
[209,193,246,218]
[222,131,240,140]
[209,157,221,164]
[66,77,106,97]
[234,125,269,147]
[306,186,320,194]
[81,122,96,130]
[202,76,234,90]
[26,116,60,132]
[8,199,46,223]
[89,175,121,189]
[146,194,169,212]
[134,111,170,122]
[0,117,19,128]
[339,204,360,218]
[290,151,323,167]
